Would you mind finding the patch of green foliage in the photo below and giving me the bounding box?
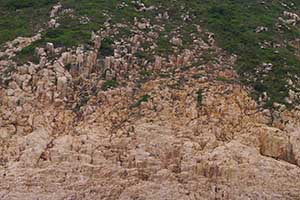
[116,26,133,38]
[140,70,153,77]
[73,94,90,113]
[142,0,300,107]
[43,27,90,47]
[0,64,16,87]
[192,0,300,106]
[200,49,219,64]
[65,63,72,71]
[159,73,171,78]
[135,51,148,59]
[192,74,205,79]
[102,79,118,91]
[0,0,57,45]
[4,0,57,10]
[99,37,114,57]
[133,94,151,107]
[196,89,203,107]
[216,76,234,83]
[156,35,173,55]
[15,43,40,64]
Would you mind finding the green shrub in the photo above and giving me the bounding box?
[100,37,114,57]
[102,79,118,91]
[156,36,173,55]
[43,28,90,47]
[197,89,203,107]
[140,70,153,77]
[5,0,57,10]
[192,74,204,79]
[133,94,151,107]
[15,43,39,64]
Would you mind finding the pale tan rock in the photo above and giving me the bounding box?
[50,3,62,18]
[17,128,51,167]
[119,182,189,200]
[137,22,147,30]
[35,47,46,58]
[154,56,163,70]
[76,52,84,68]
[48,19,59,28]
[195,141,300,199]
[170,37,182,46]
[46,42,55,54]
[258,127,291,160]
[84,51,98,74]
[91,31,101,49]
[0,125,16,139]
[57,76,68,95]
[60,52,73,65]
[105,56,115,69]
[1,27,300,200]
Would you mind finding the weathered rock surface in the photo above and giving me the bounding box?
[1,69,300,199]
[1,16,300,200]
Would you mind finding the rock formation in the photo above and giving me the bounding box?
[1,1,300,200]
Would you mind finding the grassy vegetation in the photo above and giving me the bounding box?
[192,0,300,106]
[196,89,203,107]
[0,0,57,45]
[100,37,114,57]
[133,94,151,107]
[2,0,300,107]
[150,0,300,106]
[140,70,153,77]
[102,79,118,91]
[15,43,40,64]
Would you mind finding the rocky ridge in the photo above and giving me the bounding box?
[1,1,300,200]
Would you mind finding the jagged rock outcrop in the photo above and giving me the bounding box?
[1,3,300,199]
[1,54,300,199]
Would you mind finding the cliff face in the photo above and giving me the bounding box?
[2,34,300,199]
[1,1,300,200]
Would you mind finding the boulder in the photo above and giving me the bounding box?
[259,126,295,163]
[57,76,68,95]
[170,37,182,46]
[91,32,101,49]
[46,43,55,54]
[50,3,62,18]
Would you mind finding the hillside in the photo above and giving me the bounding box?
[1,0,300,199]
